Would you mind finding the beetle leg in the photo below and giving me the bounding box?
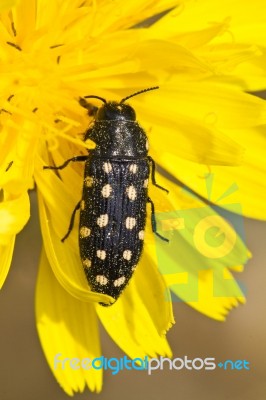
[44,155,88,170]
[61,200,81,242]
[147,197,169,242]
[79,97,98,116]
[148,156,169,193]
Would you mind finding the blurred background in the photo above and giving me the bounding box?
[0,191,265,400]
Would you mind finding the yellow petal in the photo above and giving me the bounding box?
[147,171,248,320]
[136,92,248,166]
[150,13,229,45]
[157,0,266,45]
[82,0,179,35]
[0,120,39,194]
[151,2,266,89]
[36,249,102,395]
[151,83,266,129]
[0,0,18,11]
[34,151,83,252]
[145,162,250,272]
[0,191,30,245]
[138,83,266,167]
[159,131,266,219]
[132,39,212,74]
[232,54,266,91]
[97,255,173,359]
[34,147,113,304]
[136,242,175,336]
[0,236,15,288]
[37,191,113,305]
[12,0,36,40]
[167,268,245,321]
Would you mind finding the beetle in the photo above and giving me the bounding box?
[44,87,168,305]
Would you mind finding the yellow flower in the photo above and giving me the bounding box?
[1,0,266,395]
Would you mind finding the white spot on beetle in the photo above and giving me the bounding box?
[123,250,132,260]
[97,250,106,260]
[125,217,136,230]
[138,230,145,240]
[97,214,109,227]
[80,226,91,238]
[85,176,93,187]
[83,258,92,268]
[113,276,126,287]
[103,162,112,173]
[101,184,112,198]
[96,275,108,285]
[143,179,149,188]
[126,185,137,200]
[129,163,138,173]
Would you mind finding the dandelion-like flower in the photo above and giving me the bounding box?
[1,0,266,395]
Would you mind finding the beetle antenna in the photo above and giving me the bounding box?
[84,95,107,104]
[120,86,159,104]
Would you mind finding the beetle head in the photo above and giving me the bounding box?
[83,86,159,122]
[96,102,136,121]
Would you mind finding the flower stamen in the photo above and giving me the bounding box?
[6,41,22,51]
[11,21,16,36]
[50,44,64,49]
